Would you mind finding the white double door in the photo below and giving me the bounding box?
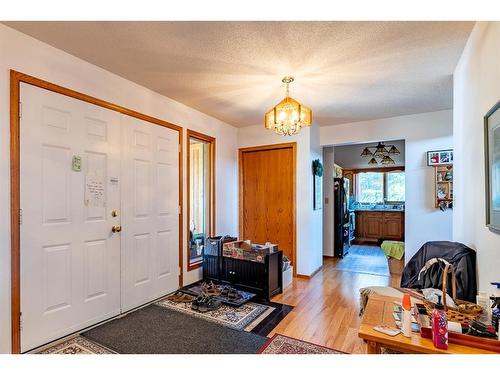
[20,84,179,352]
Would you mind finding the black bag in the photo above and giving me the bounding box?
[400,241,477,302]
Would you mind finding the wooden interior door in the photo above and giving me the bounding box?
[239,143,296,268]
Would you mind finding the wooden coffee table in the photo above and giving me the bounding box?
[358,294,496,354]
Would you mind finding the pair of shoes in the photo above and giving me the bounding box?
[191,293,222,313]
[166,291,194,303]
[200,281,221,296]
[220,286,241,301]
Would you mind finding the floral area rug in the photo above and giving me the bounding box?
[258,334,345,354]
[156,296,275,331]
[34,336,115,354]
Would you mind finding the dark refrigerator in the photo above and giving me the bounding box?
[334,177,350,258]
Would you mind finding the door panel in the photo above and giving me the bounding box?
[20,84,121,352]
[121,115,179,311]
[240,146,295,265]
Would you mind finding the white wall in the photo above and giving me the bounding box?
[321,110,454,263]
[237,125,323,276]
[453,21,500,293]
[309,121,324,274]
[0,24,238,353]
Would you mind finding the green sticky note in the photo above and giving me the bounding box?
[72,155,82,172]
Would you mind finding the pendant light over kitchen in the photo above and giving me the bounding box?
[360,141,400,166]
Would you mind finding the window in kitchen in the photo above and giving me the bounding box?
[386,171,405,202]
[356,170,405,203]
[357,172,384,203]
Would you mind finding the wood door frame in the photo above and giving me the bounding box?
[238,142,297,276]
[186,129,216,271]
[9,70,184,353]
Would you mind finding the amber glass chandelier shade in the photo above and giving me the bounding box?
[368,157,378,165]
[265,77,312,136]
[265,96,312,135]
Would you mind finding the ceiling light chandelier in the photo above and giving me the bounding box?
[360,142,400,166]
[265,76,312,136]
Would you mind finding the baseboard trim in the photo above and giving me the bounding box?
[296,265,323,279]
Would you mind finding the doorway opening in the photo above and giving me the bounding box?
[323,140,406,278]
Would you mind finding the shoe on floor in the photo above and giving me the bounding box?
[191,293,222,313]
[166,291,194,303]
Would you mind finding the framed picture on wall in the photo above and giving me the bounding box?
[484,101,500,233]
[427,149,453,166]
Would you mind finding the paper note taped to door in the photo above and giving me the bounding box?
[85,173,105,207]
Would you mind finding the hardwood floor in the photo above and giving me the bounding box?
[270,251,400,354]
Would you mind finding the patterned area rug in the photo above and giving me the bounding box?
[156,296,275,331]
[35,336,115,354]
[258,334,345,354]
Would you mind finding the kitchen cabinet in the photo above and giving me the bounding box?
[354,211,404,242]
[364,212,383,238]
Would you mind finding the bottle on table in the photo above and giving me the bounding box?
[432,295,448,350]
[401,293,412,338]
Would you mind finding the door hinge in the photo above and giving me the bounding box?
[178,143,181,153]
[178,266,182,276]
[20,312,23,331]
[178,205,181,215]
[19,209,23,225]
[19,101,22,119]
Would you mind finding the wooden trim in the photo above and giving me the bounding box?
[178,131,184,287]
[9,70,184,353]
[238,142,296,153]
[238,142,297,277]
[296,264,323,279]
[10,70,21,354]
[186,129,216,272]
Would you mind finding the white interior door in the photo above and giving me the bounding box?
[120,115,180,312]
[20,84,122,352]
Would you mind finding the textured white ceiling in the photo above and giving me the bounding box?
[4,21,473,127]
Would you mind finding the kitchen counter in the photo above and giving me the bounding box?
[353,208,405,212]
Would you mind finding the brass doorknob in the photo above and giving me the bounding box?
[112,225,122,233]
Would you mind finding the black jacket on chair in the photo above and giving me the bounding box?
[400,241,477,302]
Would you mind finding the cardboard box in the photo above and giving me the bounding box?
[222,240,278,263]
